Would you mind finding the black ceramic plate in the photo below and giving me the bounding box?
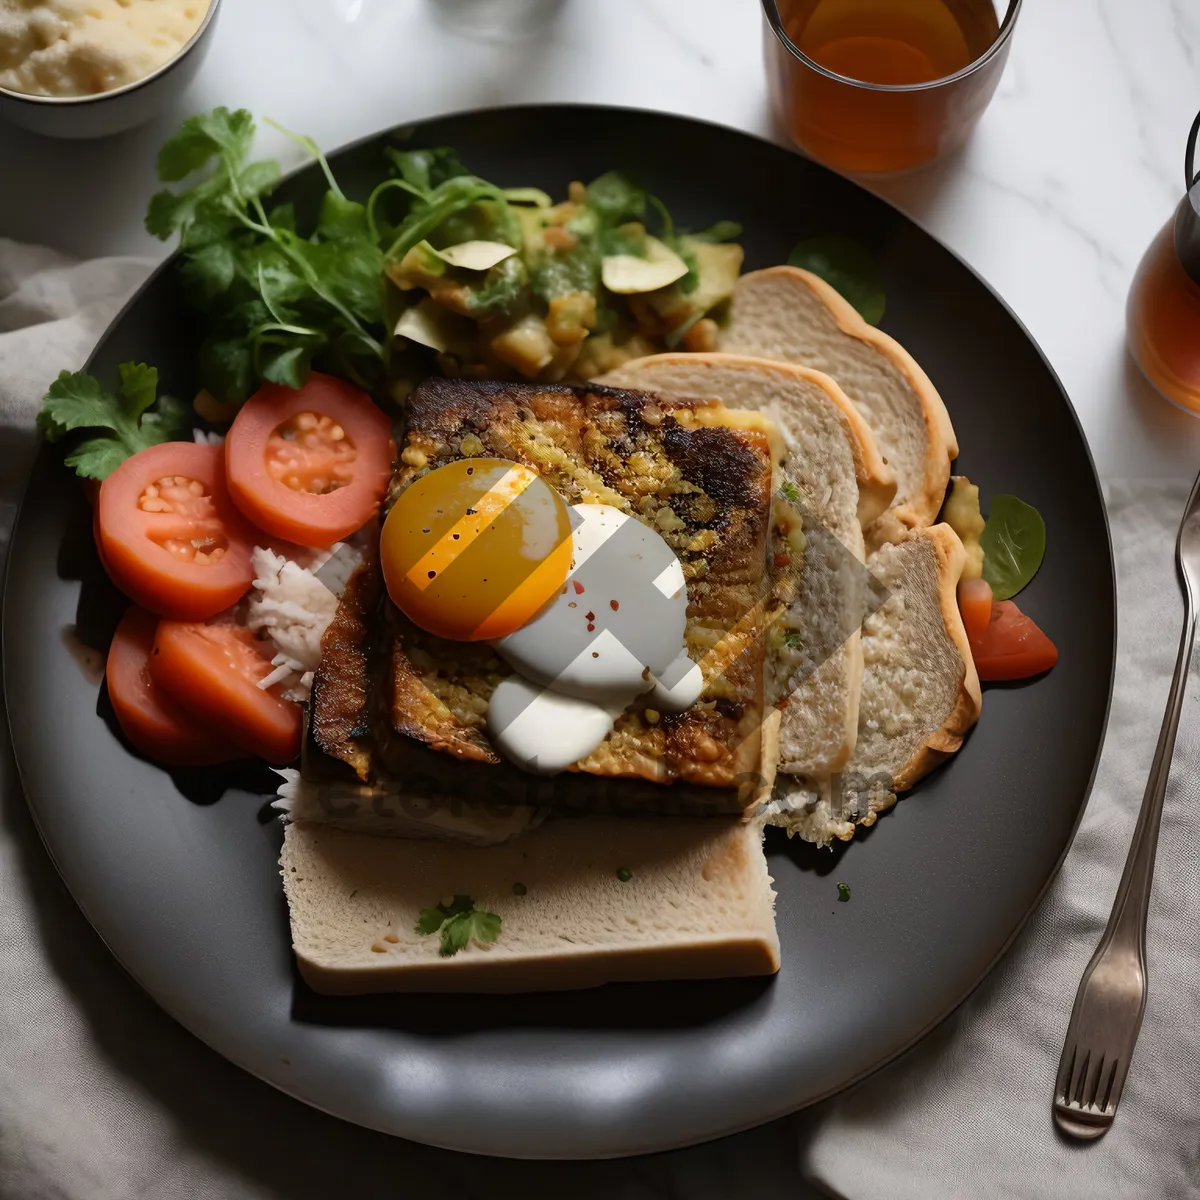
[3,106,1114,1159]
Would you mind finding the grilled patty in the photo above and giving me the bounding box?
[310,380,776,813]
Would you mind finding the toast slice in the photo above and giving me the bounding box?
[282,815,780,994]
[597,353,895,777]
[762,525,982,845]
[719,266,957,550]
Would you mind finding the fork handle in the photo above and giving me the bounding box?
[1103,595,1197,957]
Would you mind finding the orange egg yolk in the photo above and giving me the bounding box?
[380,458,573,642]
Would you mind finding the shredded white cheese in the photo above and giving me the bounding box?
[0,0,209,97]
[246,548,340,704]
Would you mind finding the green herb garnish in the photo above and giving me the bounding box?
[980,494,1046,601]
[778,480,801,504]
[787,235,885,326]
[837,882,851,902]
[784,630,804,650]
[416,895,502,958]
[146,108,388,402]
[585,171,646,225]
[616,867,633,882]
[684,220,743,244]
[37,363,190,480]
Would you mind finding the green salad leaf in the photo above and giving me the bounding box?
[980,494,1046,600]
[385,146,471,194]
[684,220,743,244]
[585,171,646,225]
[415,895,502,957]
[463,255,528,317]
[37,363,190,480]
[146,108,388,404]
[787,235,886,326]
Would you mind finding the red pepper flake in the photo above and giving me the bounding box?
[592,651,599,658]
[587,623,595,632]
[610,599,619,611]
[573,581,585,594]
[585,611,595,621]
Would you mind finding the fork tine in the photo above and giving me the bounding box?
[1100,1058,1119,1112]
[1058,1043,1076,1102]
[1090,1055,1105,1108]
[1074,1050,1091,1105]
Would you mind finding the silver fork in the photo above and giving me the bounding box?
[1053,468,1200,1139]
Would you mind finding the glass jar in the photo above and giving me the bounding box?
[1127,111,1200,415]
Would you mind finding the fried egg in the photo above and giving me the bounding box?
[382,463,701,774]
[489,504,702,774]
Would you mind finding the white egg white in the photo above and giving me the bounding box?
[487,504,702,773]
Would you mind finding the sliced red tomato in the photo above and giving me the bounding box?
[968,598,1059,681]
[957,577,994,642]
[150,621,303,764]
[97,442,257,620]
[225,373,395,548]
[106,607,243,766]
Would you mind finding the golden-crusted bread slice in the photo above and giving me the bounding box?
[596,352,895,534]
[719,266,957,550]
[597,352,894,777]
[311,379,779,813]
[281,815,780,994]
[762,525,982,845]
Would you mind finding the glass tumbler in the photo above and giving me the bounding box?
[762,0,1023,174]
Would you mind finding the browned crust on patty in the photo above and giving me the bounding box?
[374,379,773,793]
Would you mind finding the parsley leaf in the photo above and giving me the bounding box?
[415,895,501,957]
[385,146,470,194]
[147,108,388,404]
[38,364,190,480]
[778,480,801,504]
[784,630,804,650]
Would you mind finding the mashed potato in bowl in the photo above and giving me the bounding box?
[0,0,209,97]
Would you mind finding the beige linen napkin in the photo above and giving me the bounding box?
[801,478,1200,1199]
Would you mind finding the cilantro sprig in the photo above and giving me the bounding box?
[37,363,190,480]
[146,108,388,403]
[416,895,502,957]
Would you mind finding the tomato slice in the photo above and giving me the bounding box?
[106,607,243,766]
[150,621,303,764]
[97,442,257,620]
[225,373,395,548]
[957,577,994,642]
[968,598,1059,681]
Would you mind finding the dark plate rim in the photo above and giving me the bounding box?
[2,101,1117,1158]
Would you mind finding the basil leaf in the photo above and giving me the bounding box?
[980,494,1046,600]
[787,235,886,325]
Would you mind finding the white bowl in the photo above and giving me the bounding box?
[0,0,222,139]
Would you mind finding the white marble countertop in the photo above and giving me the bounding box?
[1,1,1199,1195]
[4,0,1200,483]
